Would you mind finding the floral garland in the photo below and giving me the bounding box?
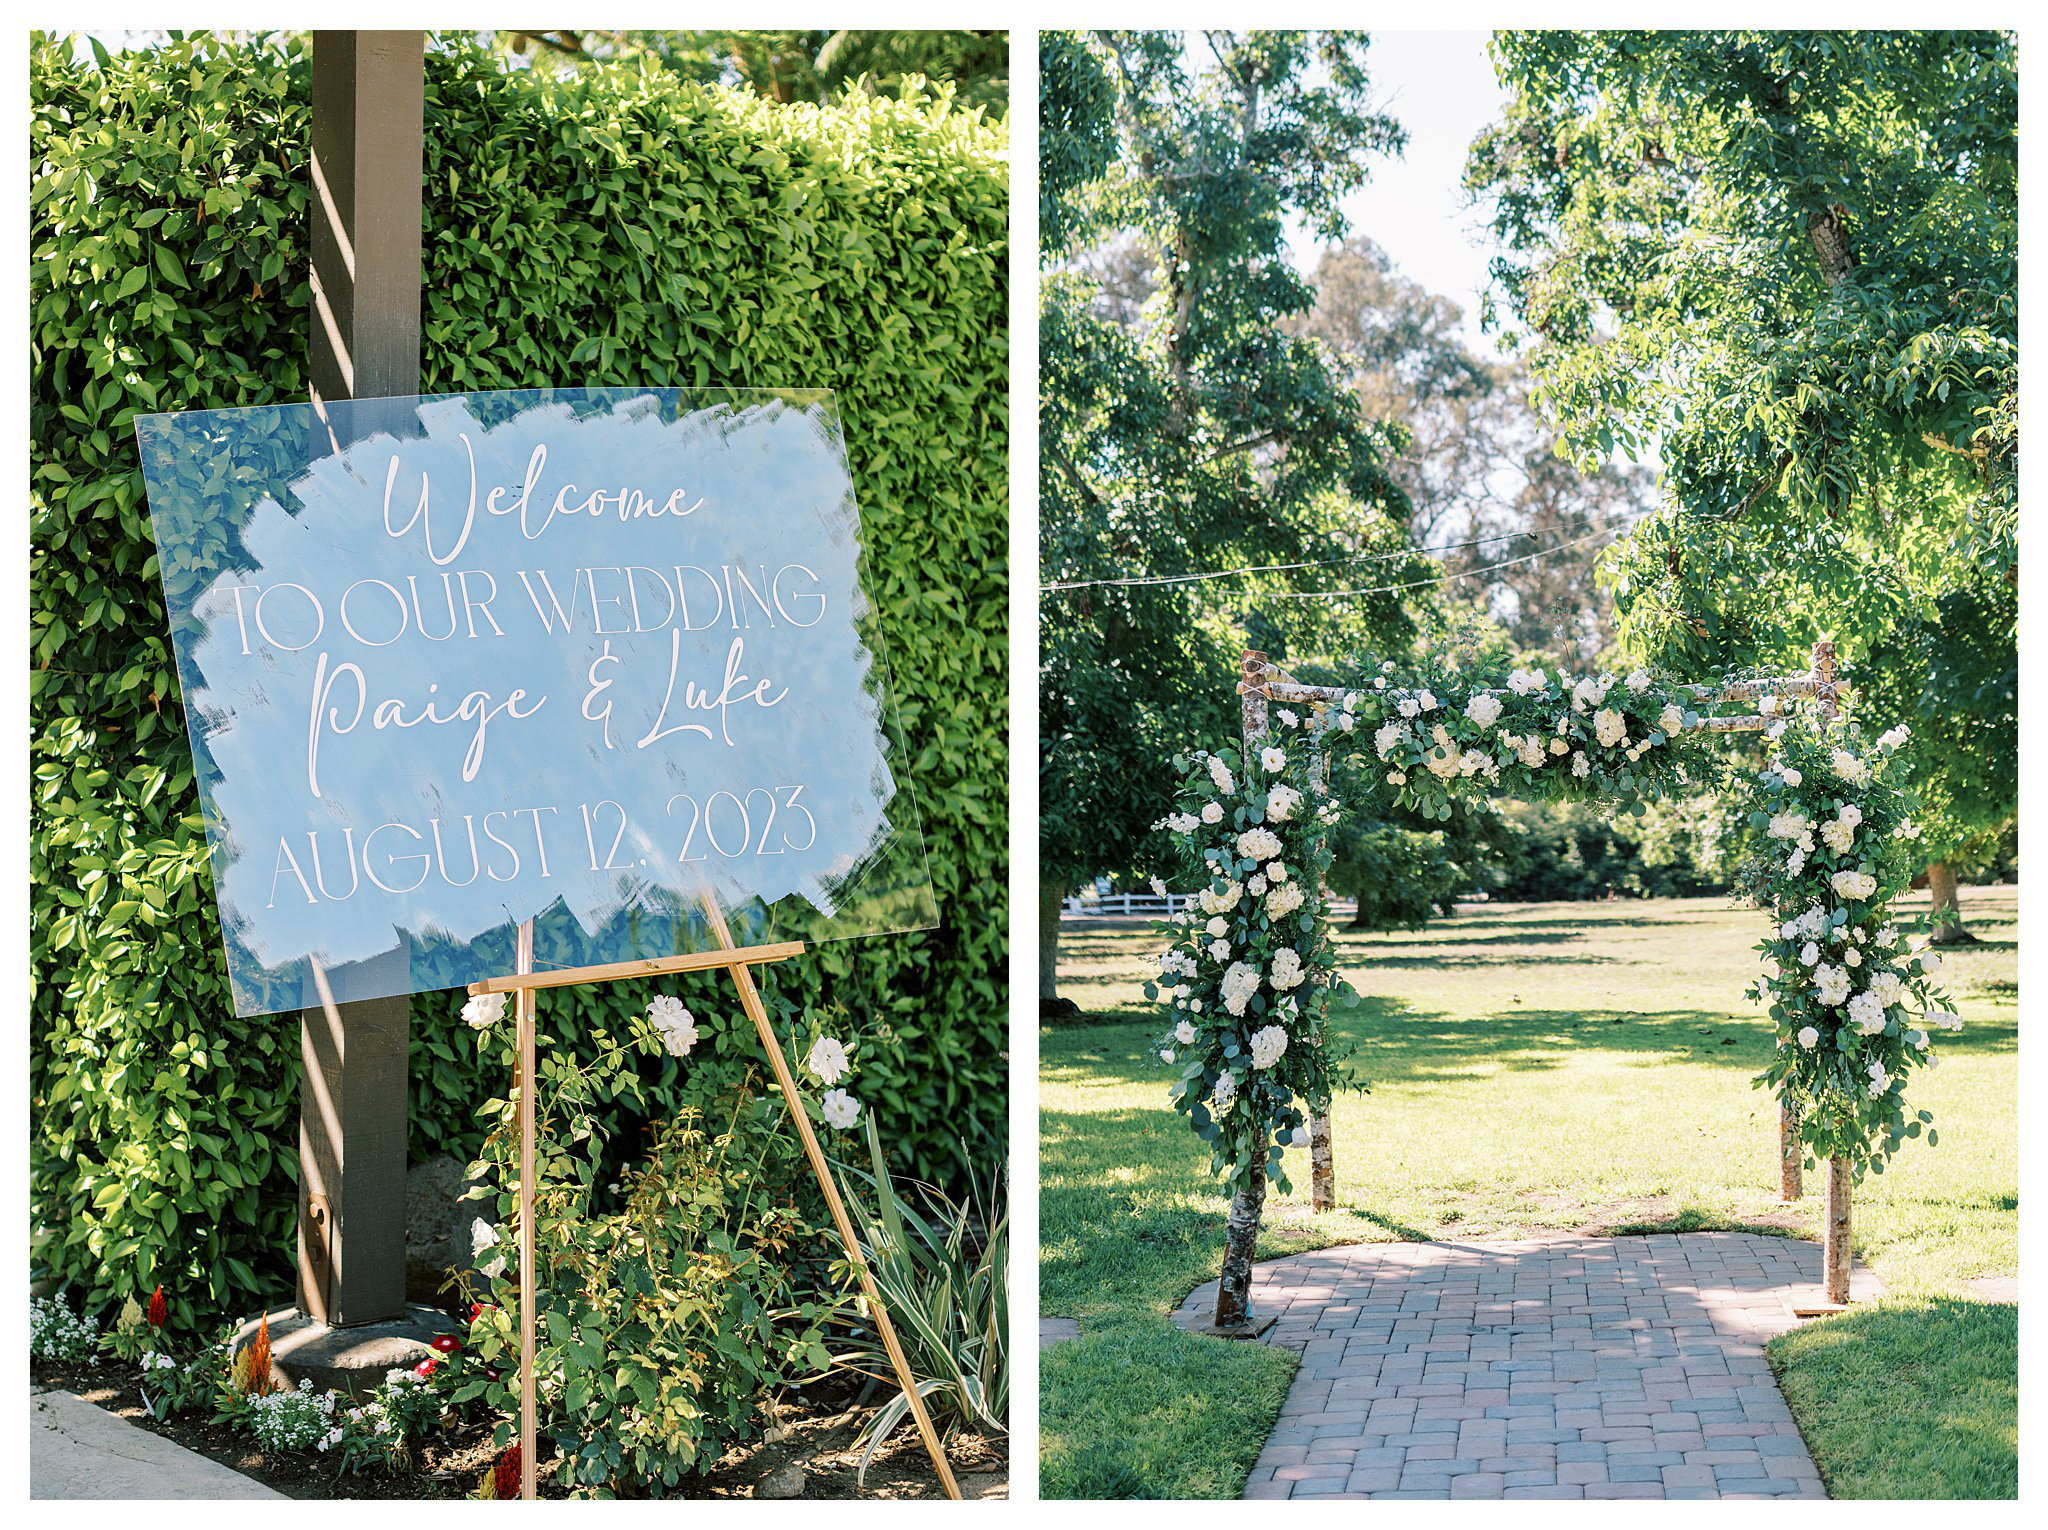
[1149,656,1959,1196]
[1736,712,1958,1172]
[1342,656,1716,820]
[1145,724,1361,1191]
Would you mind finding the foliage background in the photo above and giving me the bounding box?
[30,31,1007,1327]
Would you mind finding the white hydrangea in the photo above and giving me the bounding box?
[1426,746,1461,780]
[1572,675,1608,710]
[1220,962,1261,1016]
[1848,991,1889,1036]
[1832,749,1872,786]
[1659,703,1685,735]
[1830,869,1878,902]
[1269,948,1306,991]
[1767,811,1812,842]
[1593,708,1627,748]
[1165,812,1199,835]
[1417,690,1438,712]
[1398,697,1420,719]
[1466,692,1503,727]
[1866,970,1906,1007]
[1236,827,1282,862]
[1571,751,1590,778]
[1266,882,1305,919]
[1820,817,1856,854]
[1812,963,1852,1007]
[1198,881,1243,915]
[1866,1062,1890,1097]
[1375,721,1408,760]
[1926,1008,1963,1032]
[1249,1024,1289,1070]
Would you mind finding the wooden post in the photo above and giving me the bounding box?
[514,920,537,1501]
[295,30,424,1327]
[1824,1156,1852,1304]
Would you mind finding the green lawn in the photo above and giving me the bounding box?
[1040,886,2018,1499]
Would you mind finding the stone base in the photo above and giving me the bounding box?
[1176,1311,1277,1341]
[231,1305,449,1396]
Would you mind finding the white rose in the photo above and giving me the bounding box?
[806,1035,851,1085]
[1174,1020,1197,1046]
[1466,693,1503,727]
[1398,698,1419,718]
[1797,1026,1820,1049]
[462,991,507,1031]
[1201,802,1223,824]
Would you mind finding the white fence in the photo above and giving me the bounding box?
[1062,892,1359,919]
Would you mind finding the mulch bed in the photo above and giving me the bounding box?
[31,1359,1005,1500]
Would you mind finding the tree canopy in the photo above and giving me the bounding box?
[1468,30,2017,922]
[1039,32,1425,955]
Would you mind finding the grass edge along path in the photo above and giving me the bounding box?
[1038,891,2017,1500]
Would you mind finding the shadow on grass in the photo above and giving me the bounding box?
[1770,1298,2017,1499]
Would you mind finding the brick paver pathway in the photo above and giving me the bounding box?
[1175,1231,1880,1500]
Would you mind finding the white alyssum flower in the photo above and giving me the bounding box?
[1466,692,1503,727]
[806,1035,851,1086]
[463,992,507,1031]
[1249,1024,1290,1070]
[821,1089,861,1130]
[1260,746,1287,772]
[1236,827,1282,862]
[1797,1026,1820,1049]
[1269,947,1306,991]
[648,995,699,1058]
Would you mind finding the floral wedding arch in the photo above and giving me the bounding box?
[1146,642,1957,1330]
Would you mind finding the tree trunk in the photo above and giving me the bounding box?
[1926,860,1976,944]
[1824,1156,1852,1305]
[1215,1156,1268,1329]
[1040,879,1068,1001]
[1779,1096,1802,1202]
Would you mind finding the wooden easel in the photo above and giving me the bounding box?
[466,895,962,1501]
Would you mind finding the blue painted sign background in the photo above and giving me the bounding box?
[137,389,935,1017]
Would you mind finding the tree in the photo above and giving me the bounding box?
[1039,31,1427,1007]
[1293,238,1655,661]
[1468,30,2017,934]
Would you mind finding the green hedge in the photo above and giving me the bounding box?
[30,32,1008,1328]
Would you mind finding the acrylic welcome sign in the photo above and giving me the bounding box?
[137,389,935,1017]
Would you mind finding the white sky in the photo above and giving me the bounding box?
[1283,30,1509,355]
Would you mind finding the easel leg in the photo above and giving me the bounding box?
[700,900,964,1500]
[516,918,537,1501]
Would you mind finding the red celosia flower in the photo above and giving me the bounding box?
[492,1443,522,1500]
[146,1285,166,1328]
[431,1334,462,1354]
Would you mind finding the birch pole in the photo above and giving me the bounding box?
[1809,636,1855,1301]
[1214,649,1273,1329]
